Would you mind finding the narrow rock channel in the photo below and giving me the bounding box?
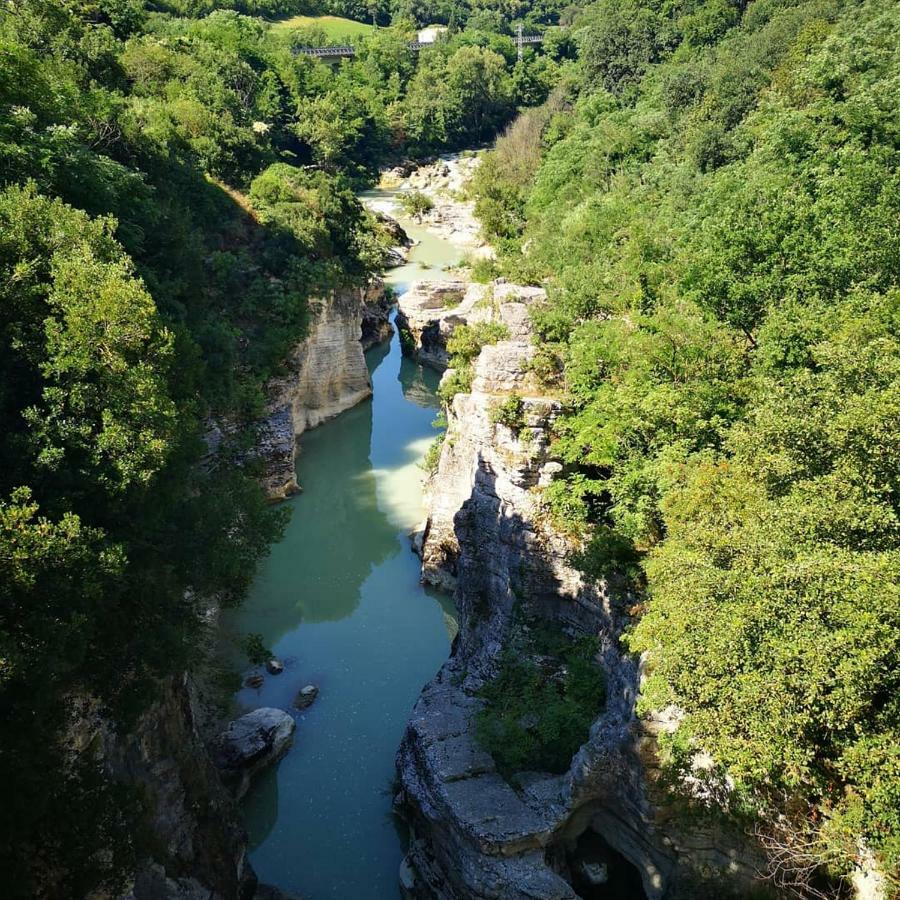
[221,159,476,899]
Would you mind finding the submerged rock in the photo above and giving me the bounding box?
[293,685,319,710]
[245,673,265,689]
[211,708,295,800]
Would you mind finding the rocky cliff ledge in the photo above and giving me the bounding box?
[396,286,769,899]
[396,279,544,372]
[76,675,257,900]
[258,282,392,499]
[395,280,486,370]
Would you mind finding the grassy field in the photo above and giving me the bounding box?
[269,14,374,41]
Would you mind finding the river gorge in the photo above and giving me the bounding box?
[215,156,769,900]
[221,168,471,899]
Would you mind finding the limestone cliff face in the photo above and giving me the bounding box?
[395,281,482,371]
[397,287,768,900]
[396,279,545,373]
[70,676,255,900]
[259,283,391,499]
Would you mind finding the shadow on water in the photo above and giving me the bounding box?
[226,303,458,899]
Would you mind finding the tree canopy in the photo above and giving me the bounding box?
[472,0,900,892]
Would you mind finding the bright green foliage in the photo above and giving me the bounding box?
[401,43,518,152]
[0,183,290,897]
[446,320,510,362]
[249,163,372,268]
[0,187,177,496]
[630,293,900,871]
[488,393,525,431]
[420,432,445,475]
[399,189,434,218]
[438,320,510,403]
[472,0,900,886]
[476,636,605,774]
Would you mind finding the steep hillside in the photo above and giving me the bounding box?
[470,0,899,895]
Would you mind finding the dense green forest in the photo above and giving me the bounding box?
[472,0,899,893]
[2,0,898,894]
[154,0,571,31]
[0,0,563,894]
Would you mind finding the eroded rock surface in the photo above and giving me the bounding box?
[211,708,295,801]
[373,210,414,270]
[258,283,391,499]
[361,277,395,350]
[385,154,489,254]
[396,281,489,370]
[397,286,768,899]
[396,279,545,373]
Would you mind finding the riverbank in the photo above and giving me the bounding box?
[377,154,492,258]
[216,159,480,899]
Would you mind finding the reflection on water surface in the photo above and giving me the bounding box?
[226,202,462,899]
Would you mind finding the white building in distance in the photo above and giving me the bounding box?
[417,26,448,44]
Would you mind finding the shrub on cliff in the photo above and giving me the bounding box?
[476,637,605,775]
[438,321,510,403]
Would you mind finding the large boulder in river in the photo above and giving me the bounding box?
[211,708,295,800]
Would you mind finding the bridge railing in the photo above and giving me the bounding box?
[294,45,356,57]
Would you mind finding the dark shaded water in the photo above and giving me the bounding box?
[225,208,461,898]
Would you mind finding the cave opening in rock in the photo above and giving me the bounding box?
[567,828,649,900]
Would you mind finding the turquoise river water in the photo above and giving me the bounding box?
[225,197,464,899]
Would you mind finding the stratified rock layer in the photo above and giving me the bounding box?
[396,281,488,370]
[211,707,296,801]
[397,285,768,899]
[396,279,547,373]
[259,283,390,499]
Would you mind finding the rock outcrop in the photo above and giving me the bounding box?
[211,708,296,801]
[396,281,487,370]
[361,277,394,350]
[396,280,546,373]
[96,676,257,900]
[389,154,490,254]
[373,210,414,269]
[397,285,769,899]
[293,685,319,710]
[258,283,391,499]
